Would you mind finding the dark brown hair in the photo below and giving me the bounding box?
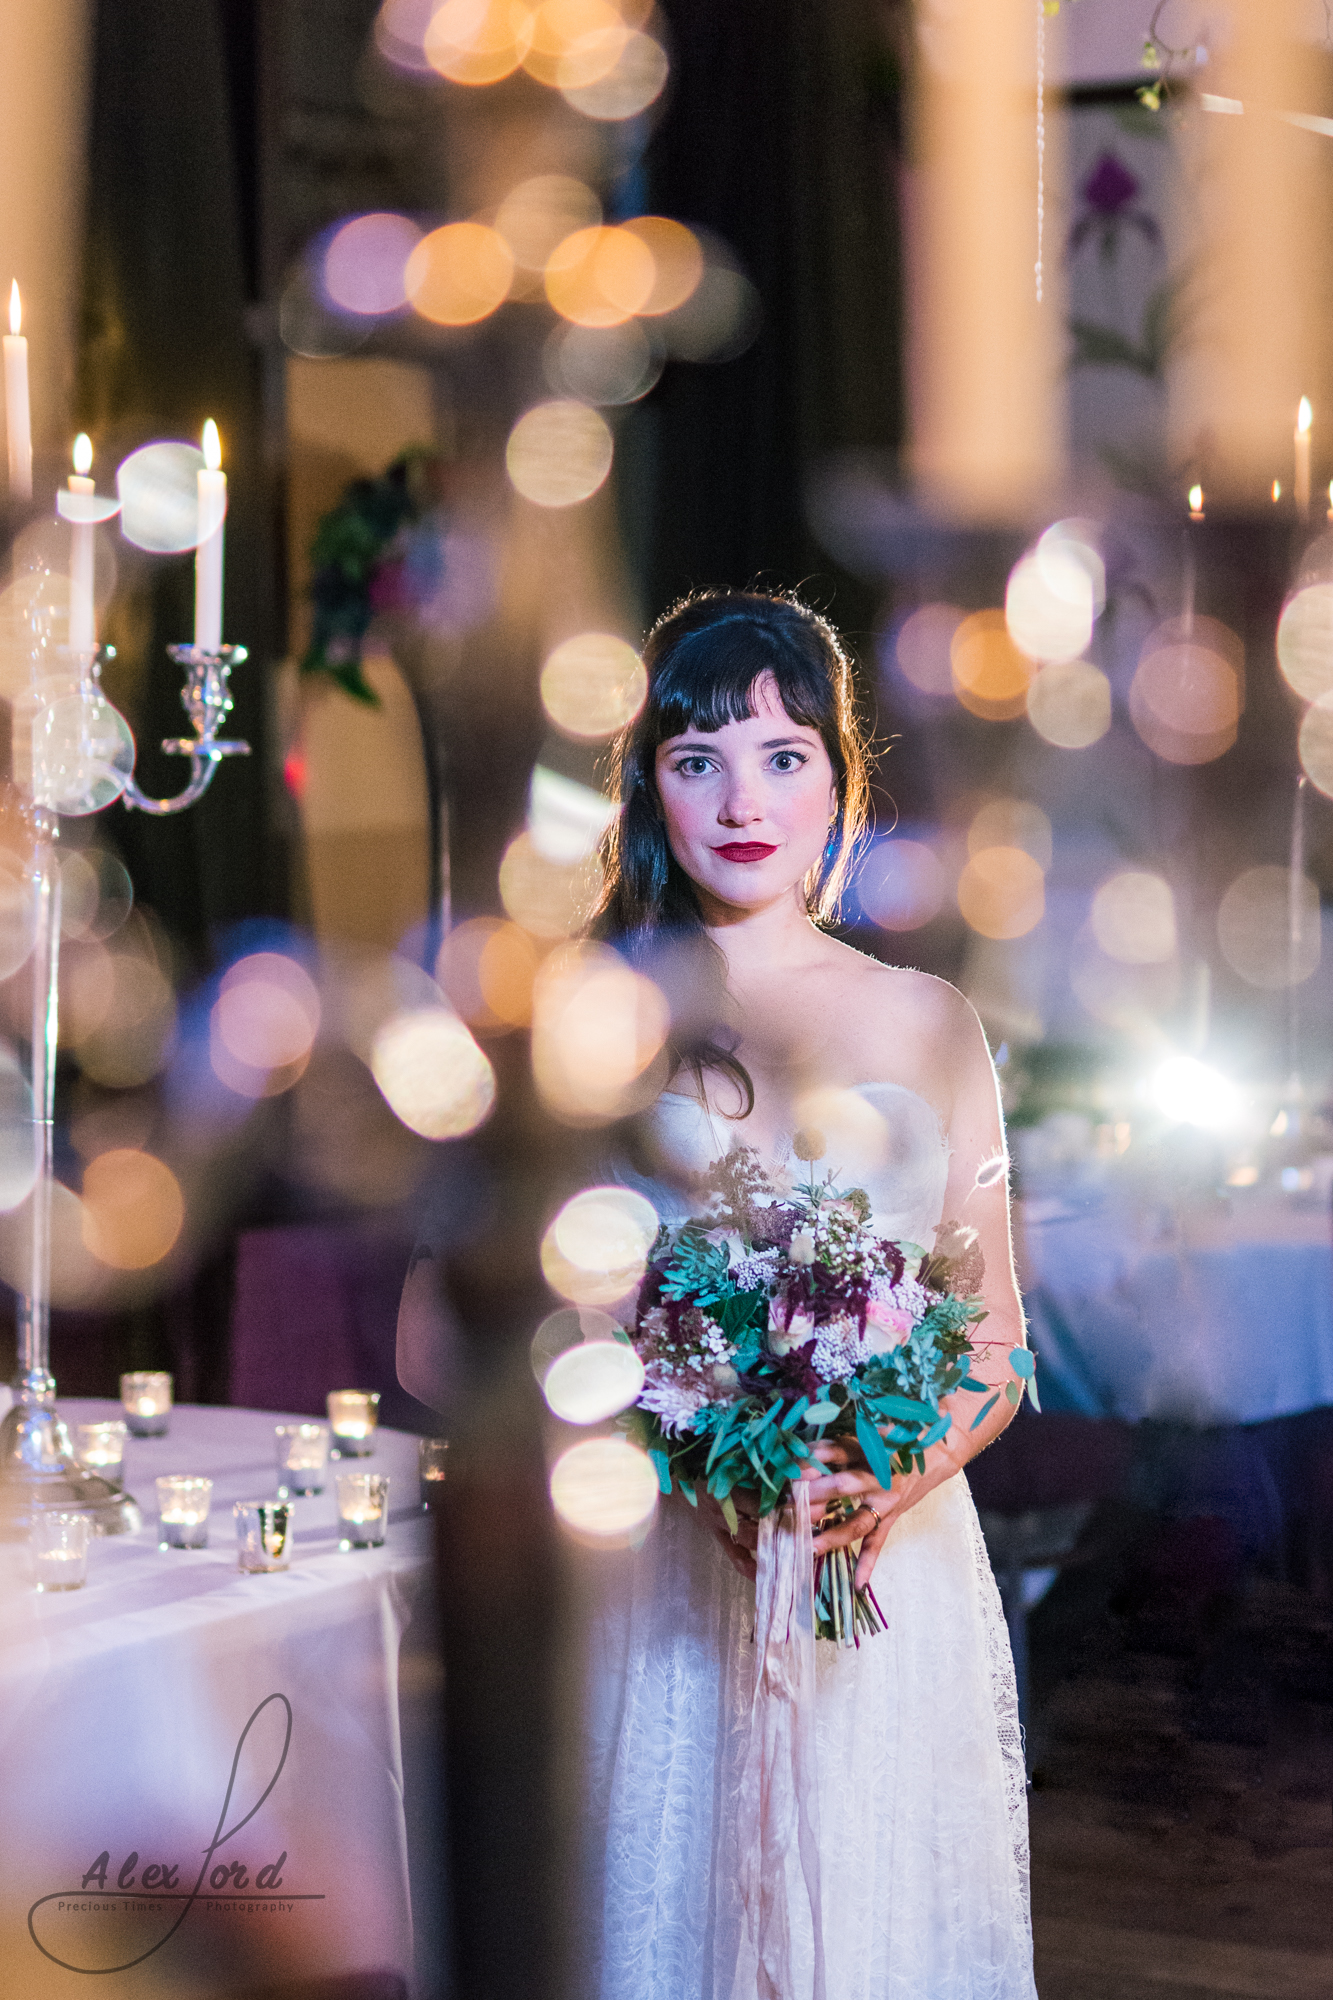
[589,590,873,1112]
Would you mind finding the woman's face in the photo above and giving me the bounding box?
[654,673,837,921]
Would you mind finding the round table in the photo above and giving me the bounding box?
[0,1400,436,2000]
[1020,1188,1333,1425]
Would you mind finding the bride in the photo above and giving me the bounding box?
[576,590,1037,2000]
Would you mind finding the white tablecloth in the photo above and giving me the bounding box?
[0,1401,436,2000]
[1021,1191,1333,1425]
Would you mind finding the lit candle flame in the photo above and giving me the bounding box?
[1273,479,1282,502]
[8,281,20,337]
[1298,396,1313,435]
[72,432,93,477]
[1188,483,1203,514]
[202,418,221,472]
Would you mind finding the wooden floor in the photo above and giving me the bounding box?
[1027,1514,1333,1998]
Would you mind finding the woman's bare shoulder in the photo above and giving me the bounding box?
[822,939,972,1029]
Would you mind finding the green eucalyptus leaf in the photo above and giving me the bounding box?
[805,1401,840,1426]
[855,1408,898,1489]
[970,1391,1001,1430]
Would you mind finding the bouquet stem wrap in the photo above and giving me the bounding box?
[734,1480,827,2000]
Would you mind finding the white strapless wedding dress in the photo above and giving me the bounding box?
[575,1085,1037,2000]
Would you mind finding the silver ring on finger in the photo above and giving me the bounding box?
[863,1506,882,1534]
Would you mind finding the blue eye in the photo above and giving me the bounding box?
[771,751,806,772]
[674,756,713,776]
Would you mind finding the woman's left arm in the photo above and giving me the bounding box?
[804,989,1028,1587]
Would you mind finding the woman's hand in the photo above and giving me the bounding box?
[802,1435,966,1589]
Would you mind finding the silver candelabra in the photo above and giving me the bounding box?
[0,642,249,1536]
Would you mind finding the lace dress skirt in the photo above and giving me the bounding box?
[577,1472,1036,2000]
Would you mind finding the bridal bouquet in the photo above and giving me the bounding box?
[620,1143,1037,1644]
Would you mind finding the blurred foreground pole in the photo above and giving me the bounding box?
[1170,6,1328,503]
[907,0,1064,520]
[431,1050,583,2000]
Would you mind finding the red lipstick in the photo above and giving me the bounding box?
[712,842,778,863]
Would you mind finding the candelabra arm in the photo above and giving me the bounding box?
[119,643,251,817]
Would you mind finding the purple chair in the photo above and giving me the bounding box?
[228,1221,437,1433]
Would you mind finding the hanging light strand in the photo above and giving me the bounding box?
[1035,0,1046,304]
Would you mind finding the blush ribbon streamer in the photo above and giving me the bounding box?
[732,1478,827,2000]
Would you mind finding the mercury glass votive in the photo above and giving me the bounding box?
[418,1436,449,1510]
[336,1472,390,1549]
[275,1422,330,1495]
[156,1475,212,1549]
[234,1499,292,1573]
[121,1371,173,1437]
[32,1512,90,1591]
[327,1389,380,1457]
[74,1420,128,1487]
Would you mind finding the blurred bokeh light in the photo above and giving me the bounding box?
[893,604,964,698]
[544,319,661,404]
[81,1148,184,1270]
[323,213,422,314]
[370,1008,496,1137]
[541,1184,658,1303]
[950,611,1033,720]
[561,27,668,117]
[495,175,602,279]
[1299,693,1333,795]
[540,631,646,738]
[499,829,603,936]
[211,953,321,1097]
[406,221,515,325]
[437,916,541,1029]
[1130,616,1243,765]
[858,838,946,932]
[1090,871,1177,965]
[1217,865,1320,988]
[1026,658,1112,748]
[549,1436,658,1543]
[545,224,656,326]
[790,1087,889,1180]
[424,0,534,84]
[532,942,670,1123]
[1277,583,1333,702]
[506,400,613,506]
[542,1338,645,1422]
[957,846,1045,939]
[968,797,1052,871]
[116,442,212,554]
[530,1302,620,1383]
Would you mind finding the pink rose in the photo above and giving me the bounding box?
[865,1300,913,1345]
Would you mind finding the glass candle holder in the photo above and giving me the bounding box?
[418,1436,449,1510]
[156,1475,212,1549]
[74,1420,128,1487]
[33,1512,90,1591]
[122,1371,173,1437]
[336,1472,390,1549]
[327,1389,380,1457]
[234,1499,292,1573]
[275,1422,330,1496]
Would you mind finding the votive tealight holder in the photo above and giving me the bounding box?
[234,1499,292,1573]
[275,1422,330,1496]
[418,1436,449,1510]
[327,1389,379,1457]
[33,1511,90,1591]
[75,1420,128,1487]
[336,1472,390,1549]
[122,1371,173,1438]
[156,1475,212,1549]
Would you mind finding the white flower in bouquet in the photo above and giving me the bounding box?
[788,1229,817,1265]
